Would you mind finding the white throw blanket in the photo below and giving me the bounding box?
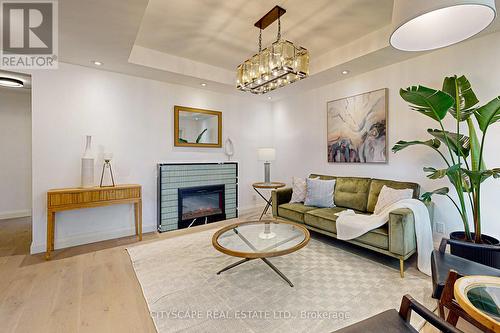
[335,199,433,276]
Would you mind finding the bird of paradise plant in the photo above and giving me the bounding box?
[393,75,500,243]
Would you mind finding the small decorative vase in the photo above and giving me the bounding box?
[224,138,234,161]
[81,135,94,188]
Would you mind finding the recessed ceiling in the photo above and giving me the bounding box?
[57,0,500,100]
[134,0,394,70]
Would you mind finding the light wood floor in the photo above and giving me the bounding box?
[0,215,479,333]
[0,216,238,333]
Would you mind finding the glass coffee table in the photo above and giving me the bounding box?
[212,220,310,287]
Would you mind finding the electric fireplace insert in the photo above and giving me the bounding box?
[177,184,225,229]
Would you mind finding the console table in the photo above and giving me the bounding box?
[46,184,142,259]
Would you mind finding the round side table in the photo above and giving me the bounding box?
[252,182,286,221]
[454,275,500,332]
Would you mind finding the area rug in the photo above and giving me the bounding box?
[127,229,435,333]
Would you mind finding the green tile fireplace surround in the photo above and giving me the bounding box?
[157,163,238,232]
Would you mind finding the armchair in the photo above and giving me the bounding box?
[333,294,462,333]
[431,238,500,299]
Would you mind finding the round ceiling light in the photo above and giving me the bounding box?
[390,0,497,51]
[0,77,24,88]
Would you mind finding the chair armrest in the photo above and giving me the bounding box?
[399,295,463,333]
[439,237,449,253]
[389,208,416,256]
[438,236,500,254]
[431,248,500,299]
[272,188,292,217]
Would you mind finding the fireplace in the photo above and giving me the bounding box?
[157,162,237,233]
[177,184,225,229]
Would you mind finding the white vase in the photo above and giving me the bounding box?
[81,135,94,188]
[224,138,234,161]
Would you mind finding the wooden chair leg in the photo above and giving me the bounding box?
[440,270,460,328]
[438,303,446,319]
[446,311,459,326]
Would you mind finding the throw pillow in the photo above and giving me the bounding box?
[304,178,336,208]
[290,177,307,203]
[374,185,413,214]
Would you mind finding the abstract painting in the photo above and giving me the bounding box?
[327,88,387,163]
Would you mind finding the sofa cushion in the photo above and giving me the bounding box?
[290,177,307,203]
[309,174,336,181]
[367,179,420,213]
[304,178,336,208]
[355,226,389,249]
[374,185,414,214]
[304,207,347,233]
[334,177,371,212]
[304,207,389,249]
[278,203,317,223]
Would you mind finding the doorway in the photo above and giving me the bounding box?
[0,70,32,256]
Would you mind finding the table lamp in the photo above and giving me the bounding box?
[258,148,275,184]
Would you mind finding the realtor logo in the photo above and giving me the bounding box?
[1,0,58,69]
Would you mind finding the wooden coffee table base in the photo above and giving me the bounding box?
[216,257,294,287]
[213,220,310,288]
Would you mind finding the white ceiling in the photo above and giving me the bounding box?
[56,0,500,100]
[135,0,394,70]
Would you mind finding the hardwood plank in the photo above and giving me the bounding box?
[45,258,84,333]
[0,211,262,333]
[15,261,64,333]
[0,270,37,332]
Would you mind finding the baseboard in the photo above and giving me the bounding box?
[29,205,265,254]
[30,224,157,254]
[0,209,31,220]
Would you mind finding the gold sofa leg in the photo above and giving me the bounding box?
[400,259,404,278]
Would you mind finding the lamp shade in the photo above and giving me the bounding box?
[103,152,113,161]
[258,148,276,161]
[0,77,23,88]
[390,0,496,51]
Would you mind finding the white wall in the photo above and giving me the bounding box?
[29,31,500,253]
[30,63,272,253]
[272,31,500,239]
[0,88,31,219]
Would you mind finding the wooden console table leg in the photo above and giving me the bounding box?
[138,200,142,241]
[134,202,139,236]
[46,211,55,260]
[134,201,142,241]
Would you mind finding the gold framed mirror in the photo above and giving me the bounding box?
[174,106,222,148]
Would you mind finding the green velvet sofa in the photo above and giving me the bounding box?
[272,174,421,277]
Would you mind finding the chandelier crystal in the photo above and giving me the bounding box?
[236,7,309,94]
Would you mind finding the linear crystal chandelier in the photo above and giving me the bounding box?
[236,6,309,94]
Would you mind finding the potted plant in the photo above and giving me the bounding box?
[393,75,500,267]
